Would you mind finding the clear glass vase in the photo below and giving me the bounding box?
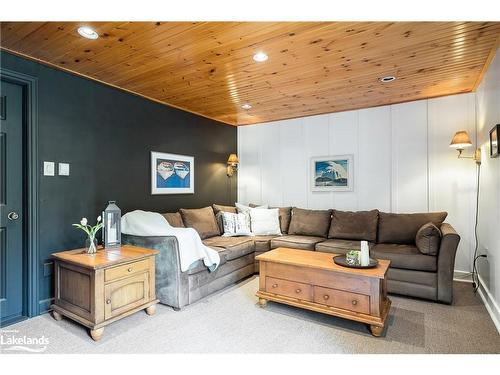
[85,237,98,254]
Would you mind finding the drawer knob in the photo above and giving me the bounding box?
[295,288,302,294]
[323,294,329,300]
[128,267,133,272]
[352,300,358,306]
[272,283,278,288]
[106,299,111,304]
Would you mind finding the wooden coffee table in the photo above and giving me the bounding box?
[256,247,391,336]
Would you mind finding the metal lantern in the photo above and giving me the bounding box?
[102,201,121,249]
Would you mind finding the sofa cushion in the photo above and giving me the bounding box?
[162,212,185,228]
[180,206,221,239]
[315,239,374,254]
[202,236,254,261]
[328,209,378,242]
[415,222,441,255]
[377,211,448,244]
[253,235,278,252]
[188,246,228,275]
[287,208,332,238]
[271,235,326,251]
[371,243,437,272]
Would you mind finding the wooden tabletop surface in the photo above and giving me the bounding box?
[51,245,159,270]
[256,247,390,279]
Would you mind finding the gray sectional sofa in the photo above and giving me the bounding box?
[122,204,460,309]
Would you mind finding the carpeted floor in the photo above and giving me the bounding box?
[2,276,499,354]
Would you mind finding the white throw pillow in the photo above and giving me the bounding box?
[221,212,252,237]
[249,208,282,236]
[235,202,268,214]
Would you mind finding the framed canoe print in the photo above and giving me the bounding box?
[311,155,354,192]
[151,151,194,194]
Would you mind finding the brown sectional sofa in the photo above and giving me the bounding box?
[122,204,460,310]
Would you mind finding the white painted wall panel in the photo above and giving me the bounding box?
[390,100,428,213]
[357,106,392,211]
[279,119,308,208]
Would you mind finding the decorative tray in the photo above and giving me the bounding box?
[333,255,379,269]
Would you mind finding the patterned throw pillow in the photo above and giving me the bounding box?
[221,212,252,237]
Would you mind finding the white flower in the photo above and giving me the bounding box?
[80,217,88,226]
[97,215,102,222]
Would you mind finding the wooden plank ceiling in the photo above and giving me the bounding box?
[1,22,499,125]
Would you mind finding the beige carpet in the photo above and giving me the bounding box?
[2,277,499,354]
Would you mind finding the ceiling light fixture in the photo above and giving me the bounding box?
[77,26,99,40]
[241,103,252,110]
[253,52,268,62]
[379,76,396,83]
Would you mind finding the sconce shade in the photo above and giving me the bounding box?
[450,131,472,149]
[227,154,239,165]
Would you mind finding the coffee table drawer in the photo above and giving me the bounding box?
[266,276,312,301]
[314,286,370,314]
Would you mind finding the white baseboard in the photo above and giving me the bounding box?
[476,274,500,334]
[453,269,473,283]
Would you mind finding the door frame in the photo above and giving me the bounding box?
[0,68,39,318]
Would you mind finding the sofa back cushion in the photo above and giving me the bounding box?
[415,222,442,255]
[179,206,221,239]
[329,209,379,242]
[378,211,448,244]
[276,207,292,234]
[162,212,185,228]
[288,208,332,238]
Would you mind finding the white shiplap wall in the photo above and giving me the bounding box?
[238,93,477,272]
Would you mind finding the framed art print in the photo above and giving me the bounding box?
[151,151,194,194]
[311,155,354,192]
[490,124,499,158]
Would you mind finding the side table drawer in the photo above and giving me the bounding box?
[265,276,312,301]
[105,259,150,282]
[314,286,370,314]
[104,272,150,320]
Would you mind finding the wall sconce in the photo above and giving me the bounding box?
[449,130,481,164]
[227,154,239,177]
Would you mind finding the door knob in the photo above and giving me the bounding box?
[8,212,19,220]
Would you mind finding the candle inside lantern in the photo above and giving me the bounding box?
[360,240,370,266]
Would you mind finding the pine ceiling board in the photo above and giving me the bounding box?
[1,21,499,125]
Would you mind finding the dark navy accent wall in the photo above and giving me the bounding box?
[0,51,237,312]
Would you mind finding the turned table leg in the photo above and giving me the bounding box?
[90,327,104,342]
[51,310,63,321]
[145,304,156,316]
[369,324,384,337]
[258,297,268,308]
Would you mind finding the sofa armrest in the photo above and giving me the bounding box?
[122,234,189,309]
[437,223,461,304]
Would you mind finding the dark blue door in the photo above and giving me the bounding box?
[0,80,25,327]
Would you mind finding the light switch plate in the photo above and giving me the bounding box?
[58,162,70,176]
[43,161,55,176]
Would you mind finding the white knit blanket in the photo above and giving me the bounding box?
[121,210,220,272]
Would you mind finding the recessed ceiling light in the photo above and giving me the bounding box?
[253,52,268,62]
[379,76,396,83]
[77,26,99,40]
[241,103,252,110]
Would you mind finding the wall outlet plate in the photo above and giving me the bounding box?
[43,161,55,176]
[58,162,70,176]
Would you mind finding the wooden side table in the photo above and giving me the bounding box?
[50,245,159,341]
